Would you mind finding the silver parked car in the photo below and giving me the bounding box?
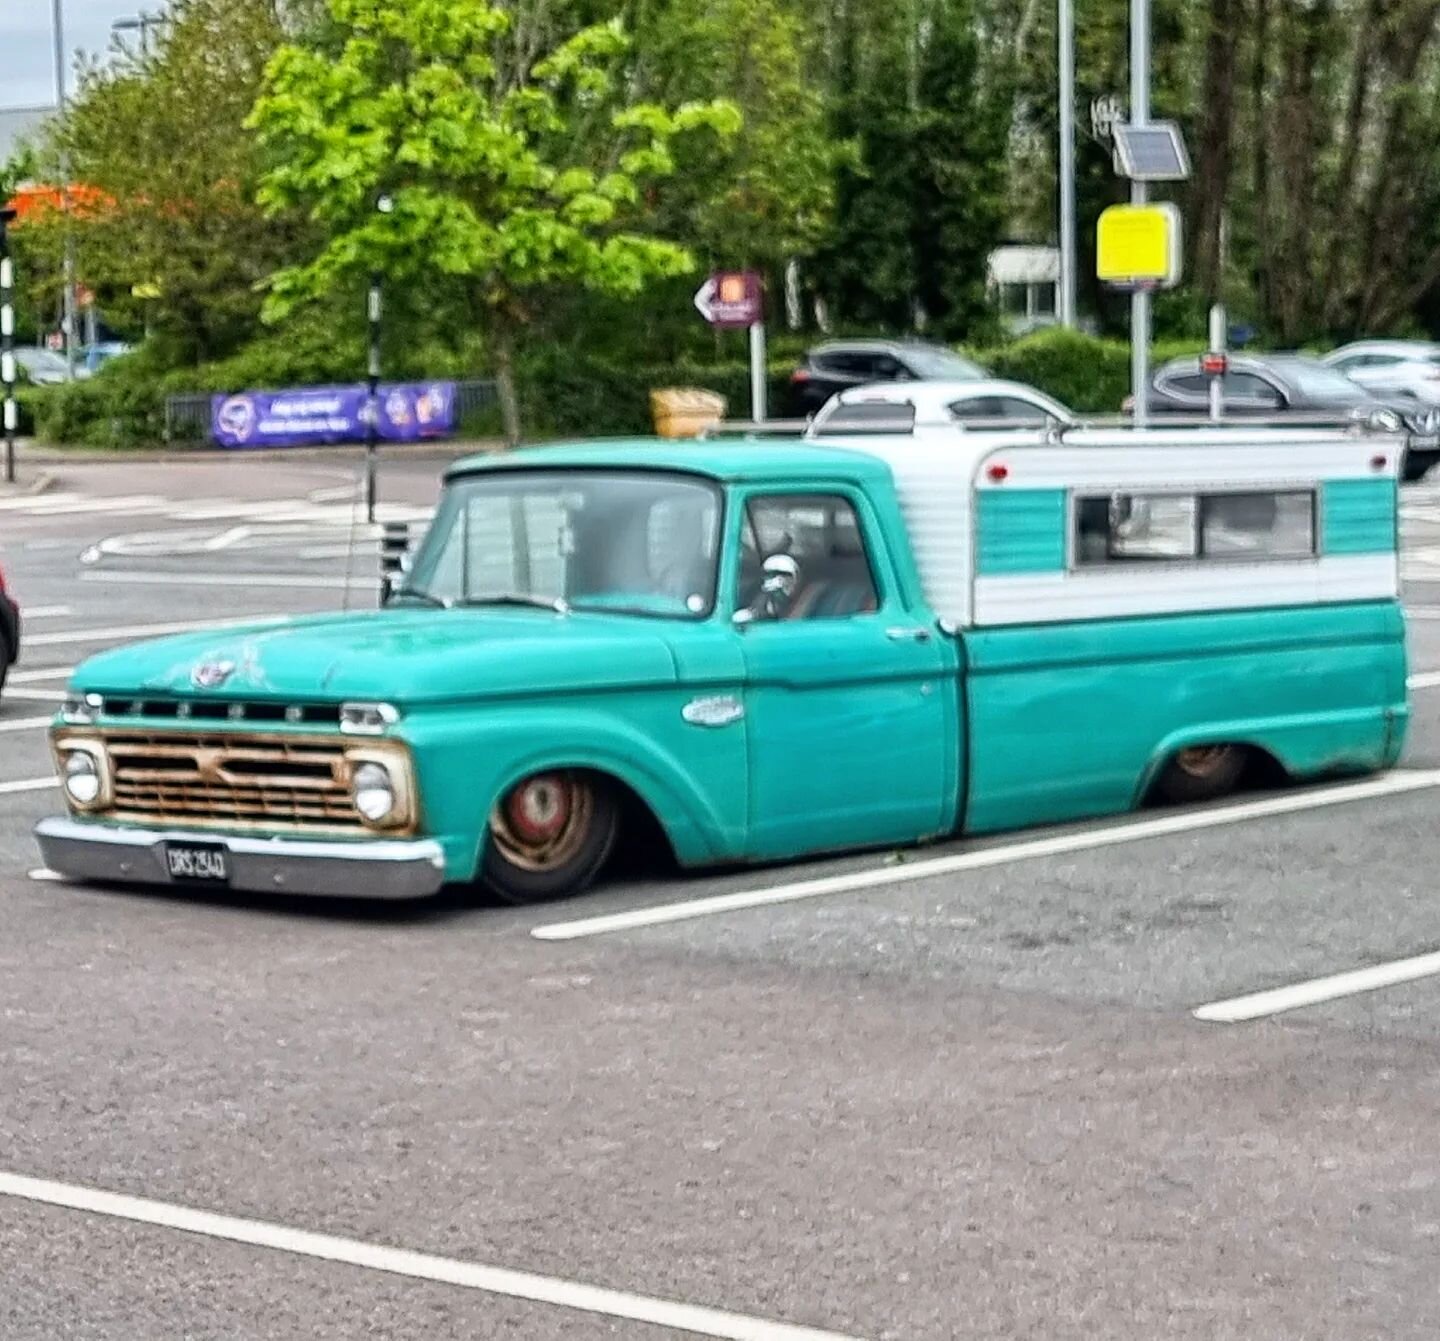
[1324,340,1440,407]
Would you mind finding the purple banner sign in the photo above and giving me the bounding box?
[211,383,457,449]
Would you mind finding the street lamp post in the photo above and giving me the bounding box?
[1,207,17,486]
[1129,0,1151,426]
[51,0,77,383]
[366,273,381,524]
[1058,0,1077,328]
[365,194,394,525]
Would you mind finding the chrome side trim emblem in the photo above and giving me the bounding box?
[682,695,744,728]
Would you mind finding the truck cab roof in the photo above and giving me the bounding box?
[447,437,898,487]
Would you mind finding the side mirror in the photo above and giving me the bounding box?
[736,553,800,626]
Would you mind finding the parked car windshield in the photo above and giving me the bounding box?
[900,347,986,379]
[1268,357,1370,401]
[402,469,723,618]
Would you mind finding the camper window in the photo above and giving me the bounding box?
[1075,489,1317,566]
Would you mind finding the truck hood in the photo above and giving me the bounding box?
[69,608,680,703]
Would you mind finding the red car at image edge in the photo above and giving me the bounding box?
[0,562,20,697]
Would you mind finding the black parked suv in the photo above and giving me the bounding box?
[787,340,987,417]
[0,562,18,697]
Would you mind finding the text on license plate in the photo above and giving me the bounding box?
[165,844,230,882]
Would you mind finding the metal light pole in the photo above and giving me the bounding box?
[365,193,396,524]
[51,0,77,382]
[1,208,17,485]
[365,274,381,524]
[1058,0,1077,328]
[1129,0,1151,426]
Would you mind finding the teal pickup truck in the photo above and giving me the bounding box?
[36,428,1408,902]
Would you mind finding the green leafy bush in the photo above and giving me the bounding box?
[980,327,1204,414]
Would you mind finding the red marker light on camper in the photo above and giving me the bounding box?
[1370,454,1388,471]
[986,463,1009,483]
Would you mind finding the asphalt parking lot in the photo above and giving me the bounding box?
[4,452,1440,1339]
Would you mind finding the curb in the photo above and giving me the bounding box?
[0,469,58,499]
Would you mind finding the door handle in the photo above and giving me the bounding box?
[885,626,931,642]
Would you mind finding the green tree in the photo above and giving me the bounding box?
[23,0,306,362]
[821,0,1010,339]
[249,0,740,441]
[627,0,841,270]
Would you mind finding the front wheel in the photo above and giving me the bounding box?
[1154,745,1248,805]
[482,770,618,904]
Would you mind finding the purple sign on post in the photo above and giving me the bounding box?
[693,271,763,329]
[211,382,457,449]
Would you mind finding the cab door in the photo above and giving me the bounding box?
[732,488,955,861]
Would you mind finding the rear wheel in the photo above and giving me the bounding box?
[482,770,618,904]
[1154,745,1248,805]
[0,630,10,696]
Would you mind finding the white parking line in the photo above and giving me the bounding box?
[1408,669,1440,690]
[0,1171,859,1341]
[1,685,66,700]
[0,777,56,796]
[8,667,74,683]
[22,606,73,620]
[533,769,1440,941]
[80,570,361,591]
[26,615,279,648]
[0,715,54,734]
[1194,949,1440,1023]
[27,868,65,882]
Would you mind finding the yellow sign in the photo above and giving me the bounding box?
[1096,203,1182,287]
[131,282,162,299]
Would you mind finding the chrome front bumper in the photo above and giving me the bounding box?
[34,818,447,900]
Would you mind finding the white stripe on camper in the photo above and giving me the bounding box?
[972,552,1397,627]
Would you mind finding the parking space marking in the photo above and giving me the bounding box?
[1194,949,1440,1023]
[26,869,65,883]
[26,615,279,648]
[23,606,73,619]
[0,1171,860,1341]
[8,667,73,683]
[0,778,56,796]
[1,686,65,701]
[533,769,1440,942]
[0,716,55,734]
[1409,669,1440,690]
[80,569,361,591]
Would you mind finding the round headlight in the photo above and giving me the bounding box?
[63,751,102,806]
[352,762,396,823]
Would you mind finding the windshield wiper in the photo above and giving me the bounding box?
[459,593,571,614]
[390,586,452,608]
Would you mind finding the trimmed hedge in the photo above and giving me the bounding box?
[24,326,1210,447]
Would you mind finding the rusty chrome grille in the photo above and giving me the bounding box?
[102,732,364,832]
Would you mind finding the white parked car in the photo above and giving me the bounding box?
[1323,340,1440,406]
[808,379,1075,433]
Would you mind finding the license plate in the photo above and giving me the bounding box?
[163,843,230,883]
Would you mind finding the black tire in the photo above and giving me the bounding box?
[1154,745,1248,805]
[0,631,10,696]
[482,770,619,904]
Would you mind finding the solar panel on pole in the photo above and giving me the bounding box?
[1113,122,1191,182]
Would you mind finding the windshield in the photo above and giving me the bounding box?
[901,347,986,379]
[402,469,723,618]
[1269,357,1370,401]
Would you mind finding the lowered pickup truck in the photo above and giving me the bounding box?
[36,428,1408,903]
